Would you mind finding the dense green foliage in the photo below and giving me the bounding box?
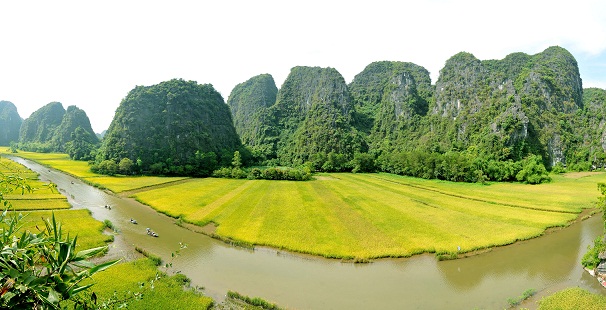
[228,46,598,183]
[17,102,98,159]
[274,67,363,166]
[348,61,432,150]
[227,74,278,161]
[0,101,22,146]
[582,182,606,269]
[226,66,365,169]
[97,79,243,176]
[19,102,66,151]
[52,106,99,159]
[0,170,118,309]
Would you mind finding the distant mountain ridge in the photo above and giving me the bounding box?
[0,101,22,145]
[5,45,606,180]
[229,46,605,173]
[17,101,98,156]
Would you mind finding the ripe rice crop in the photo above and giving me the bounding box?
[538,287,606,309]
[133,172,603,259]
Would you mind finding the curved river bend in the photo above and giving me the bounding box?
[11,157,606,309]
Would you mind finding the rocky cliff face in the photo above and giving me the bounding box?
[100,79,241,171]
[349,61,432,152]
[427,46,583,165]
[0,101,22,145]
[230,46,591,170]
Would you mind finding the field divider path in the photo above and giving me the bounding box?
[366,174,579,215]
[119,178,195,196]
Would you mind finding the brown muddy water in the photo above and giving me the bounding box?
[11,156,606,309]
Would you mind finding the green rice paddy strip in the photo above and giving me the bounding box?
[7,198,70,210]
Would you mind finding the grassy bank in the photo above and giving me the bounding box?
[6,149,605,260]
[2,150,188,193]
[85,258,213,309]
[1,153,216,308]
[1,156,112,250]
[538,287,606,309]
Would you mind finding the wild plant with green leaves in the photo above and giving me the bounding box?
[0,170,119,309]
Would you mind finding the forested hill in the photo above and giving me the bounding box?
[98,79,242,175]
[52,105,99,152]
[231,46,604,177]
[18,102,99,156]
[240,66,364,167]
[0,101,22,145]
[348,61,433,151]
[226,74,278,156]
[19,101,65,144]
[425,46,583,166]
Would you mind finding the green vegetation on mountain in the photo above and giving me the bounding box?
[52,105,99,159]
[233,66,364,169]
[344,46,587,183]
[98,79,242,176]
[224,67,366,169]
[17,102,98,159]
[0,101,22,146]
[220,46,593,183]
[348,61,433,152]
[19,102,65,150]
[227,74,278,160]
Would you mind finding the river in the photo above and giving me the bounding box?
[10,156,606,309]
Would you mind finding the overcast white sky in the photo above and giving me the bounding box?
[1,0,605,132]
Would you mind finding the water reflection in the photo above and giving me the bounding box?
[9,156,606,309]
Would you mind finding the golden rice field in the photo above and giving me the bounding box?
[132,172,605,259]
[3,151,98,177]
[16,209,112,250]
[1,156,108,249]
[1,150,189,193]
[1,157,70,210]
[538,288,606,310]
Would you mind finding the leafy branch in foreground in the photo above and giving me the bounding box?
[0,169,119,309]
[0,211,120,309]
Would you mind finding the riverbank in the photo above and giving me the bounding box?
[4,150,604,262]
[1,154,217,308]
[5,150,606,309]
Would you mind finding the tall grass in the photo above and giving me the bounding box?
[226,291,283,310]
[87,258,213,309]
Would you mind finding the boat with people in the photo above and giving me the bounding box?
[146,227,158,237]
[130,218,138,224]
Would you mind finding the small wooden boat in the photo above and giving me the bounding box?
[146,228,158,237]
